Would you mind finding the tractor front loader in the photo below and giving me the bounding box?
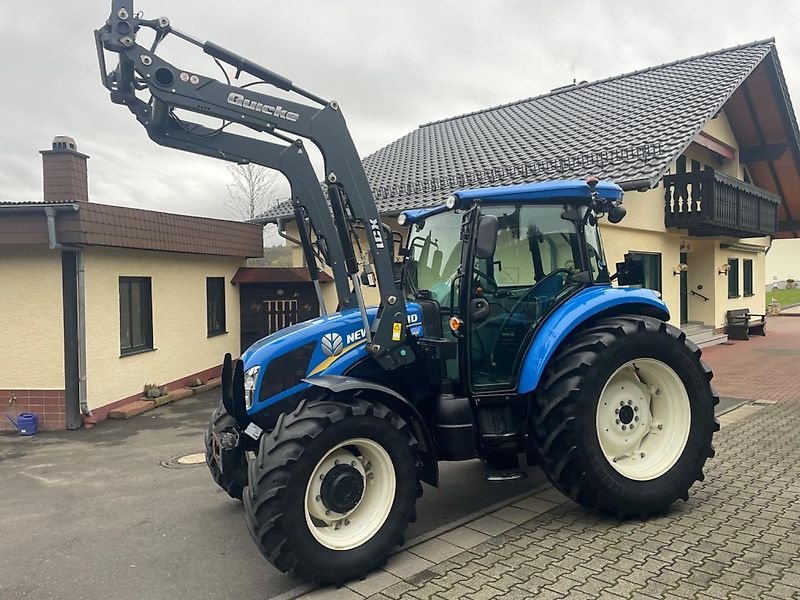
[96,2,719,585]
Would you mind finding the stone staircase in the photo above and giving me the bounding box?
[681,321,727,348]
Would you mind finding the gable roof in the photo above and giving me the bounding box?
[258,39,800,237]
[363,40,774,210]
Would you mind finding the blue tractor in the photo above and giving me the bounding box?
[96,3,718,585]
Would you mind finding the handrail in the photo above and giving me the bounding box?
[690,289,710,302]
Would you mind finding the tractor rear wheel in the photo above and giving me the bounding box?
[243,397,421,584]
[532,315,719,517]
[204,401,248,500]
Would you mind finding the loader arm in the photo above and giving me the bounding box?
[141,120,356,309]
[95,0,413,369]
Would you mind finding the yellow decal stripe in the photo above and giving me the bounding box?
[307,341,367,376]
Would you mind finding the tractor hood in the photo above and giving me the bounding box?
[242,304,423,412]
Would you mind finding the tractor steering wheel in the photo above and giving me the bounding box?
[488,269,573,365]
[504,268,572,317]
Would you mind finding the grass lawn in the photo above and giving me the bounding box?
[766,287,800,308]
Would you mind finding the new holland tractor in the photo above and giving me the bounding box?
[96,2,719,584]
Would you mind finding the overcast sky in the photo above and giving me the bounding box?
[2,0,800,224]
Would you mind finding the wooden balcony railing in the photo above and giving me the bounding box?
[664,167,780,237]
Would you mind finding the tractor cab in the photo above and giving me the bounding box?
[401,178,623,394]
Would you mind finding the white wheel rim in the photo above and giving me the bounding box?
[304,438,396,551]
[595,358,691,481]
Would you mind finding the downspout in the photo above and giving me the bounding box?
[76,250,89,416]
[44,205,89,419]
[43,207,61,249]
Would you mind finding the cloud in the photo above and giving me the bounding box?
[1,0,796,220]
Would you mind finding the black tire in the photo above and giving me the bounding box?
[243,397,421,584]
[204,401,248,501]
[531,315,719,517]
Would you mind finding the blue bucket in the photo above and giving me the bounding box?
[6,412,38,436]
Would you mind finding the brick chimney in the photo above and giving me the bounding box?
[40,136,89,202]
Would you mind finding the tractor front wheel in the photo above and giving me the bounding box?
[243,397,421,584]
[532,315,719,517]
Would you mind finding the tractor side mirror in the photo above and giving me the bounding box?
[475,215,499,259]
[608,205,627,224]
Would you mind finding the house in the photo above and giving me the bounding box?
[259,39,800,343]
[0,137,263,431]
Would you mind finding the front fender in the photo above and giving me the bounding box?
[304,374,439,486]
[517,286,669,394]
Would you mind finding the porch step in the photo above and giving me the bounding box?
[681,321,706,336]
[681,323,728,349]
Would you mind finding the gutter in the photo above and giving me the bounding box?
[619,178,657,192]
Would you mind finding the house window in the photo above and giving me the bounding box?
[207,277,227,336]
[728,258,740,298]
[628,252,662,294]
[743,259,754,297]
[119,277,153,355]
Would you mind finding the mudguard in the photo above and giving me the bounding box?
[517,286,669,394]
[304,374,439,486]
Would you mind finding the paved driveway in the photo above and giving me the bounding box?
[0,391,544,600]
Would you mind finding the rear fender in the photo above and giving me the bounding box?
[304,374,439,486]
[517,286,669,394]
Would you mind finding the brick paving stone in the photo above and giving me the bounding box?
[438,526,491,550]
[409,539,464,564]
[489,505,537,525]
[383,551,435,580]
[347,569,401,597]
[464,515,515,537]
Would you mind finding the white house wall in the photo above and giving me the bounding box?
[82,247,243,411]
[0,247,65,390]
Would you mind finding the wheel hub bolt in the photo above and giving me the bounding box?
[641,452,646,458]
[658,424,663,430]
[634,416,639,422]
[620,401,625,407]
[334,460,339,465]
[316,495,321,502]
[351,461,356,467]
[621,425,627,430]
[320,474,325,480]
[627,400,633,405]
[634,406,639,412]
[615,409,619,414]
[615,419,620,424]
[325,510,331,516]
[344,519,350,526]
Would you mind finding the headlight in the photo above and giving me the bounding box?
[244,366,260,410]
[397,212,408,226]
[445,194,457,209]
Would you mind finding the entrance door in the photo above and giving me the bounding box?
[679,251,688,324]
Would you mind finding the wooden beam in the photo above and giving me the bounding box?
[740,143,788,163]
[692,131,737,160]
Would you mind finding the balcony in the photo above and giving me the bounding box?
[664,167,780,237]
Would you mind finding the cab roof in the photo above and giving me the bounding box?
[399,180,623,224]
[453,179,623,204]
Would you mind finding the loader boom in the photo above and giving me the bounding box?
[95,1,413,369]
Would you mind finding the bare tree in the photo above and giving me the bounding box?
[225,163,279,221]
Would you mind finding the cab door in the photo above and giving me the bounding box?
[464,204,586,391]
